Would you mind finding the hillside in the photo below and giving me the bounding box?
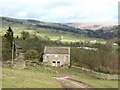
[1,17,81,32]
[65,22,118,30]
[3,67,118,88]
[66,22,118,40]
[1,17,118,41]
[2,17,119,88]
[1,17,106,43]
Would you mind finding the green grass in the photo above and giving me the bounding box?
[72,75,118,88]
[2,27,106,43]
[2,67,61,88]
[49,67,118,88]
[2,66,118,88]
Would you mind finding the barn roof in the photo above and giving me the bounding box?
[44,46,70,54]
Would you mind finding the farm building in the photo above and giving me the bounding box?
[15,45,24,60]
[43,46,70,67]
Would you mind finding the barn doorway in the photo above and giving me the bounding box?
[57,61,61,67]
[52,61,56,66]
[52,60,61,67]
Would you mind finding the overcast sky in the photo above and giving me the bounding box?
[0,0,119,23]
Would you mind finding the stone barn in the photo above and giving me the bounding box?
[43,46,70,67]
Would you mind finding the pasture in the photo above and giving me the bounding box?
[2,66,118,88]
[2,26,106,43]
[2,66,61,88]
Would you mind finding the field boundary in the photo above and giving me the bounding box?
[71,66,118,80]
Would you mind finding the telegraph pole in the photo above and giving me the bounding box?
[11,41,14,67]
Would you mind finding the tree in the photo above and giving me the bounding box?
[3,26,14,61]
[21,31,30,40]
[24,50,39,60]
[16,36,19,39]
[97,43,113,66]
[2,36,12,61]
[56,36,63,43]
[4,26,13,48]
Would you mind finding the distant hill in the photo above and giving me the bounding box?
[65,22,118,40]
[1,17,81,32]
[65,22,118,30]
[2,17,100,43]
[1,17,118,40]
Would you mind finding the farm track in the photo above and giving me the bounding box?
[53,75,92,89]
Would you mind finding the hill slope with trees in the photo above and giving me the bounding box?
[1,17,118,40]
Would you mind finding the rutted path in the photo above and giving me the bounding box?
[53,75,92,89]
[46,67,92,88]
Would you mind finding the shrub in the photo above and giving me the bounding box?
[95,66,115,74]
[24,50,39,60]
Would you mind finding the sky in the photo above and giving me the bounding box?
[0,0,119,23]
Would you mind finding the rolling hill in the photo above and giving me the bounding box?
[1,17,118,43]
[65,22,118,30]
[0,17,106,43]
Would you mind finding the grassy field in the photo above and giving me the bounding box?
[49,67,118,88]
[2,66,118,88]
[2,67,61,88]
[2,27,106,43]
[72,75,118,88]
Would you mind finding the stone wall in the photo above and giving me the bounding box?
[43,54,70,67]
[71,66,119,80]
[13,60,26,69]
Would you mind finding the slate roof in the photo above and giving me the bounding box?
[44,46,70,54]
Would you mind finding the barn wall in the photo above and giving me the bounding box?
[43,54,70,66]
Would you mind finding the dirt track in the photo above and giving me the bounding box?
[53,75,92,89]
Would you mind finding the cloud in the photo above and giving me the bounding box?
[0,0,119,22]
